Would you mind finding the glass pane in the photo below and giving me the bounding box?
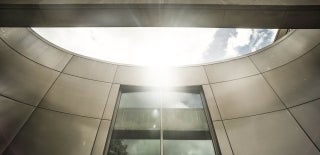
[115,109,160,130]
[163,92,203,108]
[164,140,215,155]
[108,90,217,155]
[109,139,160,155]
[120,92,161,108]
[163,109,209,130]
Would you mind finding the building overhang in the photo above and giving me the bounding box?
[0,0,320,28]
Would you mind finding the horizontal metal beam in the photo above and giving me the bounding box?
[0,3,320,28]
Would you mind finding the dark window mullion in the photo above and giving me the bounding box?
[200,91,222,155]
[160,89,164,155]
[163,130,212,140]
[111,130,160,139]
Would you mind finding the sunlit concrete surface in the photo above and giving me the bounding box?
[1,1,320,154]
[1,27,320,155]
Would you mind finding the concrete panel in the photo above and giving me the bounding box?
[205,58,259,83]
[0,0,319,5]
[290,99,320,148]
[114,66,208,86]
[221,0,320,5]
[156,7,225,27]
[91,120,111,155]
[0,39,59,105]
[114,66,154,86]
[103,84,120,120]
[274,29,290,41]
[63,56,117,82]
[224,111,320,155]
[279,0,320,5]
[263,45,320,107]
[213,121,233,155]
[223,9,285,28]
[39,74,111,118]
[250,29,320,72]
[202,85,221,121]
[0,96,34,154]
[284,9,320,29]
[221,0,262,5]
[230,0,320,5]
[0,28,72,71]
[239,0,283,5]
[1,0,320,5]
[4,108,100,155]
[0,0,224,4]
[212,75,285,119]
[1,2,320,28]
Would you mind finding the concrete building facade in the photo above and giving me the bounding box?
[0,1,320,155]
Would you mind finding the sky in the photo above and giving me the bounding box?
[33,27,277,66]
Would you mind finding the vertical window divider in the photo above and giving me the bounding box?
[160,89,164,155]
[103,90,122,155]
[200,91,222,155]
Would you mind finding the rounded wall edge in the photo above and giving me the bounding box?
[2,28,319,69]
[1,28,320,84]
[1,27,320,117]
[1,27,320,155]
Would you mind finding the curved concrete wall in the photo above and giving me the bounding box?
[0,28,320,155]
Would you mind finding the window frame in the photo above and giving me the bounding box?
[103,86,222,155]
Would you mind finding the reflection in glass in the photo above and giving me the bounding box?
[163,92,203,108]
[115,109,160,130]
[107,91,216,155]
[120,92,161,108]
[108,140,127,155]
[164,140,215,155]
[109,140,160,155]
[163,109,208,130]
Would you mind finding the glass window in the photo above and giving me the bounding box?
[109,140,160,155]
[164,140,215,155]
[119,92,161,108]
[163,109,208,131]
[106,89,218,155]
[115,109,160,130]
[163,92,203,108]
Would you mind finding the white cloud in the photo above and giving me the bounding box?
[224,29,253,58]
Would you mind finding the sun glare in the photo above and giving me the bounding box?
[144,66,176,87]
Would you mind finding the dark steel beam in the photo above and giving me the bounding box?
[0,2,320,28]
